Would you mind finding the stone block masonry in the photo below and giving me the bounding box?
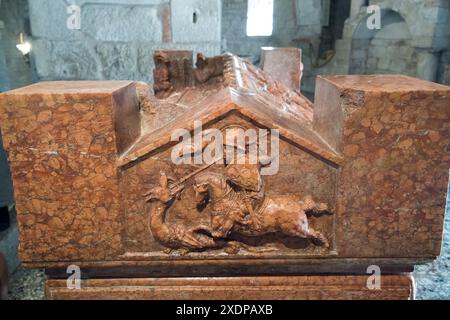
[29,0,222,83]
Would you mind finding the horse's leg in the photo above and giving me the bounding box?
[276,210,330,248]
[276,210,310,238]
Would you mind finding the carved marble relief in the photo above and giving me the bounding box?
[120,50,339,255]
[145,159,333,251]
[1,48,447,270]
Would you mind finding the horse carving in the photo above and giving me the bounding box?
[145,170,332,251]
[193,171,331,247]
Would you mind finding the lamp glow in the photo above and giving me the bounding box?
[16,33,31,55]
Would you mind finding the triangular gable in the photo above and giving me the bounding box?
[117,54,343,168]
[117,88,342,168]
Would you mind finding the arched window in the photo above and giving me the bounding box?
[246,0,274,37]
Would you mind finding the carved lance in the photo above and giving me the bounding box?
[169,161,217,194]
[144,160,218,199]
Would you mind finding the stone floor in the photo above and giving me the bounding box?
[414,183,450,300]
[8,267,45,300]
[415,255,450,300]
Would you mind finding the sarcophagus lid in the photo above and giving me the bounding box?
[0,51,448,275]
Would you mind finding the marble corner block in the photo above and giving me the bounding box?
[314,75,450,258]
[0,81,139,262]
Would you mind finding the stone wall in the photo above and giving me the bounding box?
[365,22,417,76]
[320,0,450,87]
[222,0,325,58]
[29,0,222,83]
[222,0,331,97]
[349,19,418,76]
[222,0,269,61]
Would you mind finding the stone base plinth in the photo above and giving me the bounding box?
[45,274,414,300]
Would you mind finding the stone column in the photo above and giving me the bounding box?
[416,49,439,82]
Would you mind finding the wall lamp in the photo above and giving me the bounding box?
[16,32,32,62]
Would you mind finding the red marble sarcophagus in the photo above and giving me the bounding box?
[0,49,448,299]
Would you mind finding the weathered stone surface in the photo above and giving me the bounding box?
[28,0,222,84]
[365,22,417,77]
[95,43,138,80]
[369,0,443,49]
[32,39,101,80]
[32,39,220,85]
[28,0,74,41]
[318,0,450,95]
[295,0,323,28]
[0,81,138,262]
[29,0,169,41]
[171,0,221,43]
[314,75,450,257]
[82,4,162,42]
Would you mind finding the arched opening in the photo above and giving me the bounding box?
[349,9,417,76]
